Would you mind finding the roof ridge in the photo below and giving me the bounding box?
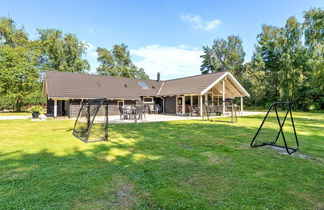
[156,81,164,95]
[163,71,228,82]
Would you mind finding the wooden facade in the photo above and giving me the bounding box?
[47,99,137,117]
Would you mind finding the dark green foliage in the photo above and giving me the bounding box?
[36,29,90,73]
[0,17,89,111]
[0,17,28,47]
[202,8,323,111]
[200,35,245,77]
[28,105,43,113]
[248,9,324,111]
[0,17,40,111]
[96,44,149,79]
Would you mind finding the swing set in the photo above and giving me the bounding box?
[250,102,299,155]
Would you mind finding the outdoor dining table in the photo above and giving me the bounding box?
[122,106,143,122]
[122,107,135,118]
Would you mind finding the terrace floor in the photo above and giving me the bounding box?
[0,111,265,122]
[107,111,264,123]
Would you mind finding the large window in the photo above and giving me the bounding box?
[138,82,149,89]
[143,97,153,103]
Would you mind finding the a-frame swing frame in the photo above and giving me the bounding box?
[250,102,299,155]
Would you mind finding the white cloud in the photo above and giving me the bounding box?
[131,45,203,80]
[83,41,99,73]
[180,14,221,31]
[87,27,104,34]
[85,42,98,58]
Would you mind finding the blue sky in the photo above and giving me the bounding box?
[1,0,323,79]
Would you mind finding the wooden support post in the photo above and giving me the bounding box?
[176,96,178,114]
[222,80,225,114]
[190,95,193,117]
[240,96,243,114]
[205,93,208,105]
[200,95,203,117]
[54,99,57,118]
[212,92,214,104]
[182,96,185,114]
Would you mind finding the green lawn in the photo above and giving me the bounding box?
[0,112,323,209]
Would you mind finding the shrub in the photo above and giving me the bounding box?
[28,105,43,113]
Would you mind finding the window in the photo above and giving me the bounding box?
[143,97,153,103]
[138,82,149,89]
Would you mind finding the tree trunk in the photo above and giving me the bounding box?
[15,97,23,112]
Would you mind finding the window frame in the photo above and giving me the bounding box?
[138,82,149,89]
[117,100,124,107]
[142,97,154,103]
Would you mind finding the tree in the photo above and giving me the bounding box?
[0,17,28,47]
[0,17,40,111]
[303,8,324,110]
[200,35,245,77]
[247,9,324,110]
[37,29,90,73]
[96,44,149,79]
[303,8,324,47]
[239,52,269,107]
[252,17,307,104]
[0,18,91,111]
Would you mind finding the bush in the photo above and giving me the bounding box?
[28,105,43,113]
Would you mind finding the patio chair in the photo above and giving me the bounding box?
[134,106,144,121]
[188,105,193,117]
[215,105,223,115]
[142,105,146,119]
[119,106,126,120]
[148,104,157,114]
[155,104,162,114]
[189,105,199,117]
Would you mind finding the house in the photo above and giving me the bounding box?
[43,71,250,117]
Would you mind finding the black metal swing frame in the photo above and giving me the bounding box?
[250,102,299,155]
[72,98,109,143]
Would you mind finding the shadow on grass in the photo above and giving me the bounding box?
[0,119,323,209]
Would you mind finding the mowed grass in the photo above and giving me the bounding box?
[0,112,323,209]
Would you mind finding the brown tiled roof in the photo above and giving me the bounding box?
[45,71,161,100]
[44,70,245,99]
[158,71,226,96]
